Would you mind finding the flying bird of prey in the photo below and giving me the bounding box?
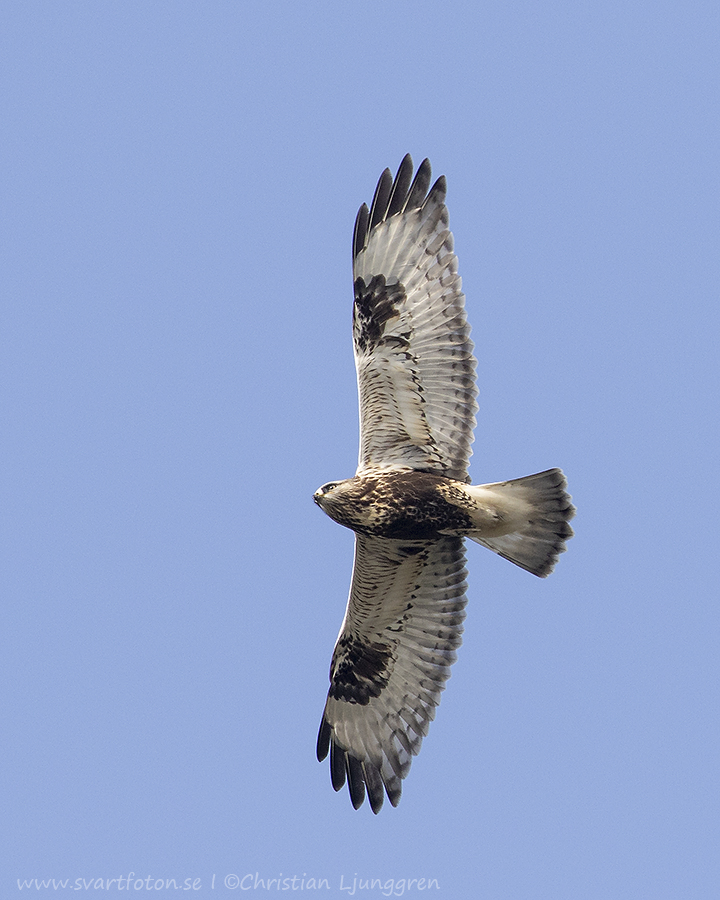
[314,155,575,813]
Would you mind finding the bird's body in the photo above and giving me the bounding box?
[316,470,476,541]
[314,156,575,813]
[315,469,569,552]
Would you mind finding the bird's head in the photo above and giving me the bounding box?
[314,477,366,530]
[313,480,343,510]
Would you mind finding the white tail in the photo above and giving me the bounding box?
[465,468,575,577]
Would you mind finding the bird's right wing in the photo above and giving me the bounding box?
[317,534,467,813]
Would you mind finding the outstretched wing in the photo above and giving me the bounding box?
[316,534,467,813]
[353,155,478,482]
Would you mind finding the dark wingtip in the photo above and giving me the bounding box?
[316,716,331,762]
[386,154,415,218]
[355,156,441,260]
[346,755,367,809]
[398,151,413,169]
[364,763,385,814]
[404,158,432,211]
[318,716,394,812]
[368,168,393,231]
[330,741,347,792]
[353,203,370,259]
[425,174,447,208]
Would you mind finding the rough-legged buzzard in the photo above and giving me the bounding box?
[314,155,575,813]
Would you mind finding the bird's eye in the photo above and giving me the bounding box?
[319,482,339,495]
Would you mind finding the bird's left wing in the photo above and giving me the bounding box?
[353,155,478,482]
[317,534,467,813]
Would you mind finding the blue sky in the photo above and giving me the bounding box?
[2,1,719,897]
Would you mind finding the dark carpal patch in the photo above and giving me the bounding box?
[329,634,394,705]
[353,275,407,354]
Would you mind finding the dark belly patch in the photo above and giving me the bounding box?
[351,471,474,540]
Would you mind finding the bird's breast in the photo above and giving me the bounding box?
[319,471,474,540]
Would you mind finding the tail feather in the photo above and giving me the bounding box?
[466,468,575,577]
